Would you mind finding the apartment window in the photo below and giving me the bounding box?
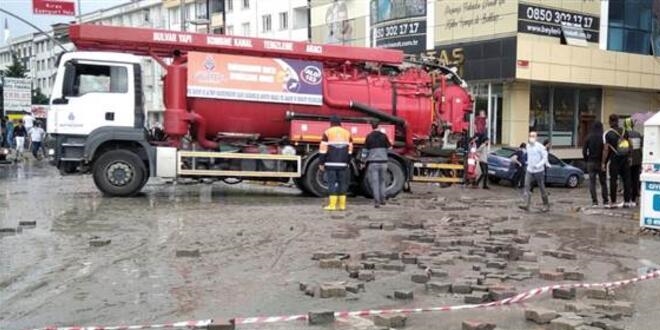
[226,0,233,12]
[226,25,234,35]
[169,7,180,25]
[293,6,308,29]
[262,14,272,32]
[242,22,250,36]
[608,0,653,55]
[242,0,249,9]
[279,12,288,30]
[196,0,208,19]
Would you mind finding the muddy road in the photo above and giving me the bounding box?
[1,162,660,330]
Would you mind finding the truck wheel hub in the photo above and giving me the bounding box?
[107,162,133,186]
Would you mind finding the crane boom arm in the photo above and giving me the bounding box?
[69,24,404,65]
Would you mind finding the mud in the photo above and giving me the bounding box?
[1,162,660,330]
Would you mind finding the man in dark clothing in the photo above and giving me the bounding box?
[13,120,28,162]
[362,121,392,208]
[602,114,632,208]
[512,143,527,189]
[583,121,608,206]
[319,115,353,211]
[624,118,643,204]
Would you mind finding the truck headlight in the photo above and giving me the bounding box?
[281,145,296,155]
[48,149,55,156]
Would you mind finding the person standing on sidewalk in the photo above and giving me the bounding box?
[511,143,527,189]
[602,114,632,208]
[13,120,27,162]
[519,131,550,212]
[474,110,487,144]
[319,115,353,211]
[475,137,490,189]
[5,117,14,149]
[583,121,608,207]
[624,118,643,205]
[30,123,46,159]
[362,121,392,208]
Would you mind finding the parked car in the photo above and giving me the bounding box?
[487,147,584,188]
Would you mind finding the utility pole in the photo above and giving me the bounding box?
[77,0,82,23]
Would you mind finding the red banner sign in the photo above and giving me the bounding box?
[33,0,75,16]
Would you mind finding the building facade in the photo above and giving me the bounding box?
[223,0,309,40]
[310,0,660,159]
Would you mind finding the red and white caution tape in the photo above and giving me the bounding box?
[233,269,660,324]
[28,269,660,329]
[30,319,212,330]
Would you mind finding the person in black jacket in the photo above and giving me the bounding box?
[583,121,608,207]
[362,121,392,208]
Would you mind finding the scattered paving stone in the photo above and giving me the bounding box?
[553,288,577,300]
[362,261,376,270]
[411,272,430,284]
[486,259,508,270]
[382,263,406,272]
[461,320,496,330]
[489,285,517,301]
[319,284,346,298]
[308,310,335,325]
[586,288,609,300]
[428,268,448,278]
[590,301,634,317]
[489,228,518,236]
[319,258,344,269]
[369,223,384,230]
[401,254,418,264]
[426,282,451,293]
[464,292,490,304]
[18,221,36,227]
[549,315,585,330]
[536,231,552,238]
[508,272,534,281]
[521,252,538,262]
[345,263,362,273]
[564,270,585,281]
[543,250,578,260]
[442,204,469,211]
[394,290,414,300]
[345,283,364,294]
[513,235,531,244]
[312,252,334,260]
[0,227,17,233]
[451,282,473,294]
[471,284,489,292]
[525,308,560,324]
[540,271,565,281]
[331,231,357,239]
[358,270,375,282]
[518,264,540,274]
[400,221,424,229]
[373,314,407,328]
[345,292,360,301]
[305,286,317,297]
[472,264,481,271]
[299,282,309,291]
[564,302,596,314]
[575,326,602,330]
[90,239,112,248]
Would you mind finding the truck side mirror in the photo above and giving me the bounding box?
[62,62,76,97]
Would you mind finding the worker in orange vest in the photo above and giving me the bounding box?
[319,115,353,211]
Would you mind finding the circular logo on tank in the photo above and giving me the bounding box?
[301,66,322,85]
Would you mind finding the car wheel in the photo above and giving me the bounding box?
[566,174,580,188]
[488,176,501,184]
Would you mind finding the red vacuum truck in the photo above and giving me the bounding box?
[46,24,473,197]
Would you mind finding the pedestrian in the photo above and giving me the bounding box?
[511,143,527,189]
[30,123,46,159]
[23,112,35,133]
[474,110,487,145]
[319,115,353,211]
[465,136,479,187]
[362,120,392,208]
[13,120,27,162]
[624,117,643,205]
[475,137,490,189]
[519,131,550,212]
[602,114,633,208]
[583,121,608,207]
[0,117,5,148]
[5,117,14,149]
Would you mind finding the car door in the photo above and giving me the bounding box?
[50,60,134,136]
[546,154,564,184]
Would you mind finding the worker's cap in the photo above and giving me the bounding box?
[330,115,341,125]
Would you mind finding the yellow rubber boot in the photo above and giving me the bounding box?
[338,195,347,211]
[324,195,338,211]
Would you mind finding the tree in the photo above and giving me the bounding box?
[32,87,49,105]
[2,53,27,78]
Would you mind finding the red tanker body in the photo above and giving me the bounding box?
[52,24,473,197]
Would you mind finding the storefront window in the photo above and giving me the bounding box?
[608,0,653,55]
[529,85,602,147]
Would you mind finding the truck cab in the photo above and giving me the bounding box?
[48,51,154,195]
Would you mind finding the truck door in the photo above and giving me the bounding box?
[50,60,135,135]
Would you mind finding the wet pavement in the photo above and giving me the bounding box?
[1,160,660,330]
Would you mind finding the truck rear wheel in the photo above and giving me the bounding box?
[93,150,147,197]
[302,157,328,197]
[361,159,406,198]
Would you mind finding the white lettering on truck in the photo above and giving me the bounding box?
[264,40,293,51]
[207,36,232,46]
[306,44,322,54]
[233,38,253,48]
[153,32,177,42]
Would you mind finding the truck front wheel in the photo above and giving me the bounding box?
[93,150,147,197]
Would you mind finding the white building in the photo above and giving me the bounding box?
[223,0,309,41]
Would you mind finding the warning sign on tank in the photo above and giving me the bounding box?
[187,52,323,106]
